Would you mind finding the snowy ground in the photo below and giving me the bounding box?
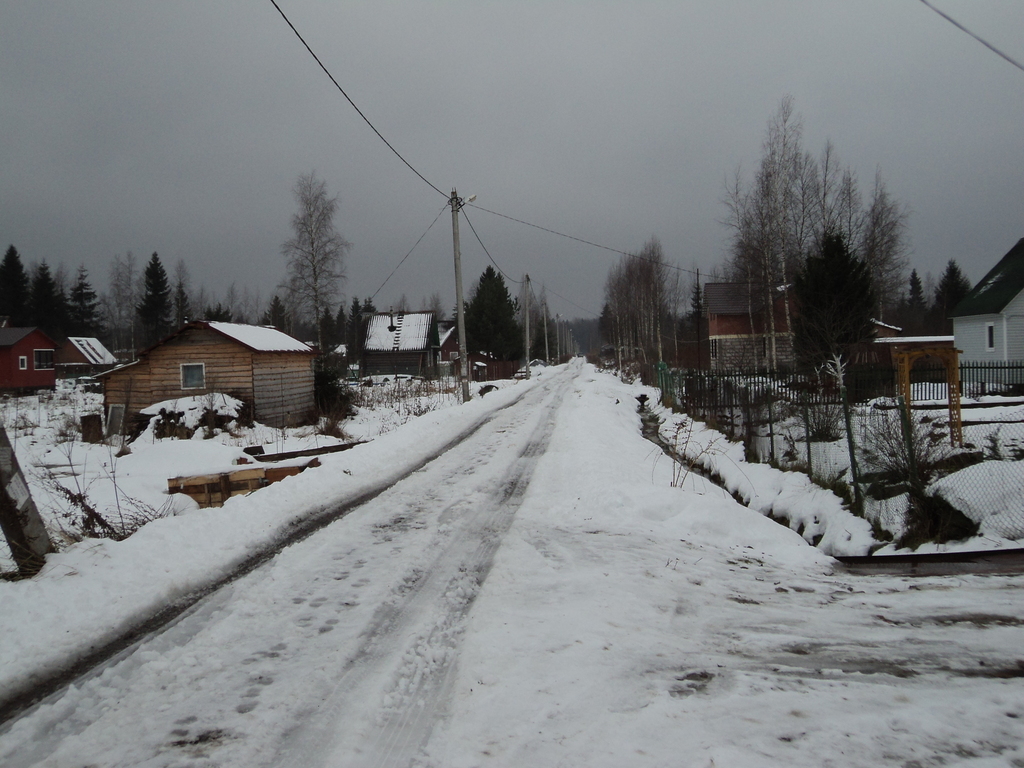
[2,363,1024,766]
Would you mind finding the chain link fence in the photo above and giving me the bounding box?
[656,364,1024,546]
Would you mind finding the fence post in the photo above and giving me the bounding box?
[840,386,864,515]
[897,395,920,491]
[802,400,813,480]
[656,361,670,405]
[766,389,776,463]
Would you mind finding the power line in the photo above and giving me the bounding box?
[917,0,1024,75]
[268,0,448,197]
[369,204,449,302]
[466,202,702,278]
[459,208,523,285]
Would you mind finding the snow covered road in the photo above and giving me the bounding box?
[2,363,1024,767]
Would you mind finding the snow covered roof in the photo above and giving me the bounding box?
[205,322,314,353]
[66,337,116,365]
[874,335,955,344]
[364,312,435,352]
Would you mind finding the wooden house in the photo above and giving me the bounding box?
[704,282,794,371]
[55,337,117,377]
[0,327,58,392]
[436,324,517,381]
[98,321,316,429]
[362,311,440,377]
[951,237,1024,361]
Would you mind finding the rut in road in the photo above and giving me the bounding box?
[0,367,577,768]
[276,375,568,768]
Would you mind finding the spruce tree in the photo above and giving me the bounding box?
[465,266,522,361]
[67,265,103,337]
[137,252,172,345]
[930,259,971,334]
[29,261,69,338]
[263,294,289,330]
[0,245,30,326]
[792,233,875,372]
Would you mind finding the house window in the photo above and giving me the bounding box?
[33,349,54,370]
[18,356,27,370]
[710,339,719,359]
[986,322,995,352]
[181,363,206,389]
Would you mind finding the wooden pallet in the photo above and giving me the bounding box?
[167,458,320,508]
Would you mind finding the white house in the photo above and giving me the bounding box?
[951,238,1024,361]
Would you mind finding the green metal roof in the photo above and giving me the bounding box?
[951,238,1024,318]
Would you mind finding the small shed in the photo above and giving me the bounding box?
[98,321,317,428]
[0,327,58,392]
[951,237,1024,361]
[363,311,439,377]
[55,337,117,377]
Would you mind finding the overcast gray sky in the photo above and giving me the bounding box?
[2,1,1022,320]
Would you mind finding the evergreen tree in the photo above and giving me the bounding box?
[930,259,971,334]
[465,266,522,361]
[262,294,289,330]
[137,252,172,345]
[346,296,364,357]
[29,261,69,338]
[897,268,927,336]
[0,245,30,326]
[204,303,233,322]
[792,232,875,374]
[67,265,103,337]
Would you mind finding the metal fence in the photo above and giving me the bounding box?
[655,363,1024,546]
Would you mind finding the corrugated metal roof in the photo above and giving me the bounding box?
[364,312,434,352]
[66,337,117,365]
[951,238,1024,318]
[206,322,314,353]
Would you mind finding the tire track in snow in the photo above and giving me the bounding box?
[0,379,539,727]
[276,369,571,768]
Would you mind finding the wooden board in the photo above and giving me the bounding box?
[167,458,320,508]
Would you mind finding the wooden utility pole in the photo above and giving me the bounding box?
[523,274,531,379]
[450,189,471,402]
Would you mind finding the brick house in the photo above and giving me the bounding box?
[704,283,794,371]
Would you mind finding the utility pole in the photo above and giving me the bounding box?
[450,189,471,403]
[523,274,531,379]
[543,301,549,364]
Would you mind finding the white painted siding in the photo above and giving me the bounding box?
[955,314,1002,361]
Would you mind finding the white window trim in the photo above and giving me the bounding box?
[986,322,996,352]
[18,355,27,370]
[180,362,206,390]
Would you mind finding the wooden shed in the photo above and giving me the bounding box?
[98,321,317,429]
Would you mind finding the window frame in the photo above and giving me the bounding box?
[986,322,996,352]
[18,355,27,371]
[33,349,54,370]
[180,362,206,390]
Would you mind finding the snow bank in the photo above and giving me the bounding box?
[652,396,876,556]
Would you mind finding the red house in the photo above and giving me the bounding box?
[0,327,58,392]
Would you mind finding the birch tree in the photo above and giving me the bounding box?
[282,172,350,354]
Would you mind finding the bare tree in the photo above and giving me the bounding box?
[282,172,350,353]
[600,238,671,366]
[103,251,140,359]
[860,169,910,319]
